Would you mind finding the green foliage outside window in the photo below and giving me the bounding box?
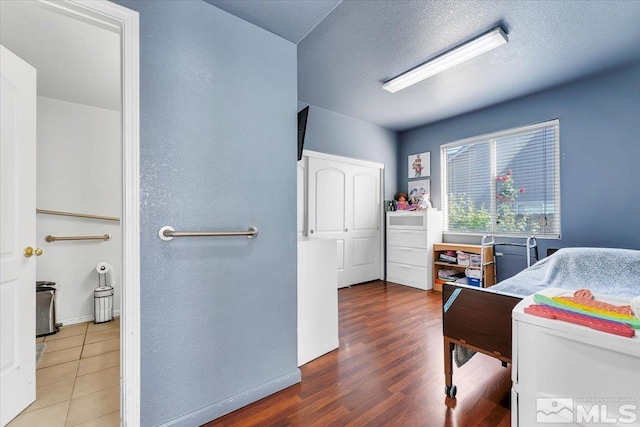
[447,193,490,231]
[495,170,539,233]
[448,170,540,234]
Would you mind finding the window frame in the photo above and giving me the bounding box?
[440,119,561,239]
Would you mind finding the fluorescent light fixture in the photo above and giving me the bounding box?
[383,27,508,93]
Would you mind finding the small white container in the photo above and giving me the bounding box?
[456,251,470,266]
[470,254,482,267]
[465,268,482,279]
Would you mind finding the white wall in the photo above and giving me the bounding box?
[36,96,122,324]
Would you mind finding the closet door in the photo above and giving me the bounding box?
[308,157,350,287]
[307,156,382,288]
[349,164,381,284]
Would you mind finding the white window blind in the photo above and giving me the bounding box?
[441,119,560,238]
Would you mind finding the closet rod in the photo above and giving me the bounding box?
[37,208,120,222]
[45,234,112,242]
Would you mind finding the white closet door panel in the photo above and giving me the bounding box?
[337,239,351,288]
[352,237,376,267]
[348,164,381,284]
[336,240,345,271]
[308,157,350,287]
[313,168,345,233]
[352,173,377,231]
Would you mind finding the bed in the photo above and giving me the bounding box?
[441,247,640,398]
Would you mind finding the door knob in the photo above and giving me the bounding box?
[310,229,314,234]
[35,248,43,256]
[24,247,34,258]
[344,228,348,232]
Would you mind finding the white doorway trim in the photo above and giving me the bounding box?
[302,149,384,170]
[38,0,140,424]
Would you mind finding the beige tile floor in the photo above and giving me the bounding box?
[8,318,121,427]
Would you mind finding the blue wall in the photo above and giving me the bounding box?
[400,62,640,276]
[114,1,299,425]
[301,104,398,199]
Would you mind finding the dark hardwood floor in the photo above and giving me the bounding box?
[206,281,511,426]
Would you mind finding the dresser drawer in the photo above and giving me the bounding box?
[386,230,428,248]
[387,212,428,230]
[387,246,429,267]
[386,261,430,289]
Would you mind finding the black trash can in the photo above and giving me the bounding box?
[36,281,60,337]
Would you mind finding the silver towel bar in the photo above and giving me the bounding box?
[37,208,120,222]
[158,225,258,241]
[45,234,111,242]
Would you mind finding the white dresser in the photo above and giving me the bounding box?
[385,210,443,290]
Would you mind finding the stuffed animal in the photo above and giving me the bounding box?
[417,193,432,210]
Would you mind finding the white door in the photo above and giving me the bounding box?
[307,156,381,288]
[308,157,350,287]
[0,45,37,426]
[349,164,381,284]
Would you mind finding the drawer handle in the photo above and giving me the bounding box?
[396,264,413,269]
[398,247,412,251]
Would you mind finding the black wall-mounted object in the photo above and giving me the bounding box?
[297,106,309,161]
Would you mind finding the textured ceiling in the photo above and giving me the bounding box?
[203,0,342,43]
[0,1,120,111]
[210,0,640,131]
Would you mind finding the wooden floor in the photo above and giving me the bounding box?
[206,281,511,426]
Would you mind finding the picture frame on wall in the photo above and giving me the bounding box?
[408,179,430,201]
[408,152,430,178]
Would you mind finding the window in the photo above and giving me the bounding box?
[441,120,560,238]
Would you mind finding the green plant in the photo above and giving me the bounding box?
[447,171,541,234]
[495,170,538,233]
[447,193,491,231]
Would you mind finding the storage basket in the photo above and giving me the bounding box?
[94,286,114,323]
[465,268,482,287]
[456,252,470,266]
[467,277,481,287]
[470,254,482,267]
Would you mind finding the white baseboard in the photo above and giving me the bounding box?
[59,310,121,326]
